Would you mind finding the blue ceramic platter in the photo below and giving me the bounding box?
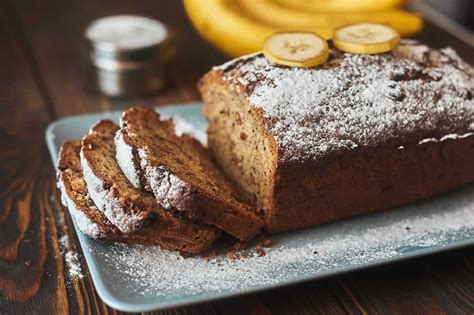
[46,102,474,312]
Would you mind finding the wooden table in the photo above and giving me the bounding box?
[1,1,474,314]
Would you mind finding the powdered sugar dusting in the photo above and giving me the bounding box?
[57,178,102,238]
[91,185,474,299]
[218,40,474,162]
[140,154,189,211]
[115,131,143,190]
[418,132,474,145]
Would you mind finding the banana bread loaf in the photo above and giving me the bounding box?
[58,139,219,253]
[199,39,474,233]
[116,106,264,241]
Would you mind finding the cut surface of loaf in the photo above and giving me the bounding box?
[58,139,219,253]
[200,39,474,233]
[116,106,264,241]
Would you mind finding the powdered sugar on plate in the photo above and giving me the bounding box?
[89,184,474,299]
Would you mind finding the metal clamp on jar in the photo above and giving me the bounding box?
[85,15,174,98]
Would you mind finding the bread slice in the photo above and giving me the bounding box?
[81,120,153,233]
[116,106,264,241]
[58,140,120,239]
[58,139,219,253]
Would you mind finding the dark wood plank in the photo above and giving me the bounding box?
[0,1,132,314]
[0,3,55,313]
[328,247,474,314]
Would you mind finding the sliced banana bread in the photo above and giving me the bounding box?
[58,139,219,253]
[116,106,264,241]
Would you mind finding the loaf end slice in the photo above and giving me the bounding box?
[58,139,219,253]
[57,140,120,238]
[117,106,264,241]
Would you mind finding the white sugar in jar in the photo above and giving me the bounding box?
[85,15,174,98]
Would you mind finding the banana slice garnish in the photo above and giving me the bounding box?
[263,32,329,68]
[333,23,400,54]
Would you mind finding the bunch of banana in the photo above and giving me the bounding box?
[183,0,423,57]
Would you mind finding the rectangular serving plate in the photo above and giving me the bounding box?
[46,102,474,312]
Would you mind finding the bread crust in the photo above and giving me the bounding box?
[266,135,474,232]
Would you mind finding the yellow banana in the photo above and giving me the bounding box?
[237,0,422,37]
[183,0,423,57]
[275,0,405,12]
[183,0,276,56]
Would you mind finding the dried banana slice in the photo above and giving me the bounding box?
[263,32,329,67]
[333,23,400,54]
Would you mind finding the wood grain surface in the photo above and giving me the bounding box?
[1,1,474,314]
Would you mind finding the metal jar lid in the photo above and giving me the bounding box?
[85,15,173,97]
